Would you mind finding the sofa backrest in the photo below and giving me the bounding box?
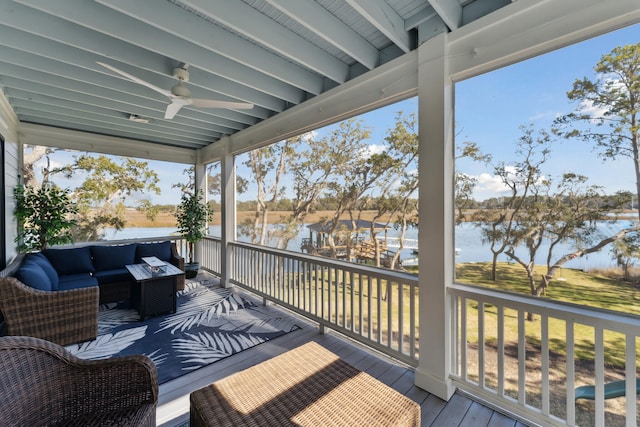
[135,241,173,263]
[43,247,95,276]
[90,244,136,272]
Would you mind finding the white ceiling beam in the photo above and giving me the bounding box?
[264,0,379,70]
[14,102,210,148]
[405,5,439,30]
[0,70,239,136]
[180,0,349,84]
[0,8,285,113]
[202,51,418,160]
[0,51,244,133]
[19,115,206,148]
[7,91,220,140]
[345,0,411,53]
[428,0,462,30]
[96,0,323,95]
[19,123,198,163]
[448,0,640,81]
[13,0,305,104]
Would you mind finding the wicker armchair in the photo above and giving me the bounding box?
[0,336,158,426]
[0,277,98,346]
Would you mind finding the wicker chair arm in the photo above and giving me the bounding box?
[0,277,99,345]
[0,336,158,426]
[170,242,186,290]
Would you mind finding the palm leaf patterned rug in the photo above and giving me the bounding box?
[65,279,302,384]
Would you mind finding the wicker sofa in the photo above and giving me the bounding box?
[0,241,184,346]
[0,335,158,426]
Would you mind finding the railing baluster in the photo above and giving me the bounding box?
[387,279,393,349]
[461,296,467,380]
[478,301,485,388]
[541,313,549,416]
[497,304,505,396]
[595,327,605,426]
[566,321,576,425]
[518,310,526,406]
[367,275,373,341]
[377,275,382,344]
[625,333,636,427]
[399,282,404,354]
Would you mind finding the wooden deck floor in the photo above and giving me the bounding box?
[157,280,528,427]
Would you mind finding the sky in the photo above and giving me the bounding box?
[36,23,639,206]
[454,23,639,201]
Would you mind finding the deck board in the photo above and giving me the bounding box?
[156,278,525,427]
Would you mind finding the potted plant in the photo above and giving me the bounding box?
[175,188,214,278]
[14,184,77,251]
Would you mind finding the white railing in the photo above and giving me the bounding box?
[201,237,221,275]
[222,240,419,366]
[200,236,640,426]
[450,283,640,427]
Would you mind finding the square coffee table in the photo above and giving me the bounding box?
[125,259,185,319]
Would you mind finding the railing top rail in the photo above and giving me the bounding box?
[229,240,419,284]
[52,235,184,249]
[450,283,640,331]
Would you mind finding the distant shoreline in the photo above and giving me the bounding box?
[125,209,394,227]
[125,208,638,228]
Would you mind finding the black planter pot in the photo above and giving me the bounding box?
[184,262,200,279]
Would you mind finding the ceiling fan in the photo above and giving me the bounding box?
[98,62,254,119]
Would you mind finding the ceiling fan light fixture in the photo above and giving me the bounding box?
[128,114,150,123]
[171,81,191,97]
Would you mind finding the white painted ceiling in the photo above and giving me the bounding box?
[0,0,511,150]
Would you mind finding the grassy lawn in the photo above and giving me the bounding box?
[456,262,640,367]
[456,262,640,316]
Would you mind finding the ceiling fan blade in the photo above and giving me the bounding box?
[98,62,173,98]
[191,99,254,110]
[164,101,184,119]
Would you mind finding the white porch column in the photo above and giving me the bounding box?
[414,32,456,401]
[193,160,207,266]
[220,146,236,288]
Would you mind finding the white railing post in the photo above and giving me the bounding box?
[194,161,207,266]
[414,32,456,401]
[220,147,236,288]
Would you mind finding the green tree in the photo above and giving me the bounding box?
[14,184,77,251]
[375,111,420,270]
[455,140,492,223]
[175,188,214,264]
[239,140,294,246]
[554,42,640,220]
[57,154,161,241]
[24,148,161,241]
[474,126,549,281]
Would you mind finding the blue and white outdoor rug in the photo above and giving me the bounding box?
[66,279,302,384]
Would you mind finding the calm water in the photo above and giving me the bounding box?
[106,221,630,269]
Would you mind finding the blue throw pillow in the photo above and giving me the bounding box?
[91,244,136,271]
[136,241,172,262]
[15,260,52,291]
[43,246,95,275]
[27,253,60,291]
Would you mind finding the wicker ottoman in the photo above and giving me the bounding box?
[190,341,420,426]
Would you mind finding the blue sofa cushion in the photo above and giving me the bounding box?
[15,260,53,291]
[94,268,132,285]
[26,253,60,291]
[43,246,95,275]
[136,241,172,262]
[58,274,99,291]
[91,244,136,272]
